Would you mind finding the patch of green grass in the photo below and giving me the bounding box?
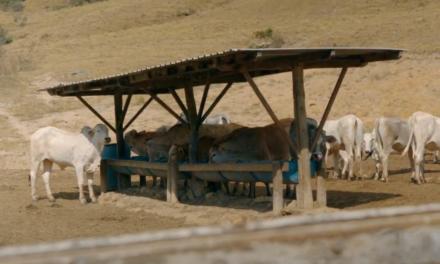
[249,27,285,48]
[68,0,106,7]
[0,0,25,12]
[0,27,12,46]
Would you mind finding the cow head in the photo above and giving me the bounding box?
[89,124,110,152]
[290,118,327,162]
[362,132,375,160]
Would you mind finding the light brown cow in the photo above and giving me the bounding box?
[209,118,326,197]
[146,123,242,162]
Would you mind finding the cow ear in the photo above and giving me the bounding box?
[88,130,95,138]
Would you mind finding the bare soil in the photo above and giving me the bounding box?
[1,154,439,246]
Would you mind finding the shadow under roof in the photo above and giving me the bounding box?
[43,47,402,96]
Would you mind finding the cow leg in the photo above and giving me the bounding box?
[232,182,239,195]
[414,153,424,185]
[41,160,55,202]
[152,176,157,188]
[381,156,390,182]
[408,148,415,181]
[265,182,271,196]
[373,159,381,180]
[285,183,291,198]
[29,161,40,201]
[159,177,166,189]
[139,175,147,187]
[338,151,350,180]
[248,182,256,198]
[331,154,341,179]
[222,182,230,195]
[86,172,97,203]
[75,166,87,204]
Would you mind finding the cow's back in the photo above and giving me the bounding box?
[31,127,93,166]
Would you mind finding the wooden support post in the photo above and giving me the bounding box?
[201,82,232,123]
[123,97,153,131]
[169,89,188,120]
[114,93,131,189]
[121,94,132,125]
[151,94,187,124]
[184,83,199,163]
[311,67,348,150]
[272,162,284,215]
[100,159,109,193]
[77,96,116,133]
[242,70,297,155]
[316,166,327,207]
[197,82,211,123]
[292,66,313,209]
[167,145,179,203]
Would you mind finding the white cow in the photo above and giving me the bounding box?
[177,113,231,125]
[324,114,363,180]
[29,124,110,204]
[402,112,440,184]
[364,117,414,182]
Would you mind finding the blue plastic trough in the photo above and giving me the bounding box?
[191,160,320,184]
[101,143,131,190]
[104,156,320,185]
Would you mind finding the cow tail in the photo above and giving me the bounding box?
[402,117,414,157]
[374,119,384,156]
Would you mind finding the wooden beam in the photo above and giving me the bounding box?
[311,67,348,150]
[197,82,211,123]
[114,93,131,189]
[123,97,153,131]
[107,159,168,171]
[292,66,313,209]
[242,70,297,155]
[121,94,132,124]
[100,159,109,193]
[76,96,116,133]
[316,166,327,207]
[178,162,289,172]
[167,145,179,203]
[184,82,199,162]
[151,94,187,124]
[272,162,284,215]
[201,82,232,123]
[169,88,188,120]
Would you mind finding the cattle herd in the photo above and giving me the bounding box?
[28,111,440,203]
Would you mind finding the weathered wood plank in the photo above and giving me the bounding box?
[99,159,109,193]
[76,96,116,133]
[123,97,153,131]
[311,67,347,150]
[292,66,313,209]
[114,93,131,189]
[167,146,179,203]
[179,162,289,172]
[316,166,327,208]
[272,162,284,215]
[107,159,168,171]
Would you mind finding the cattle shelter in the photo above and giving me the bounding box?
[43,48,402,214]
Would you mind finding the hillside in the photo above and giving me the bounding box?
[0,0,439,168]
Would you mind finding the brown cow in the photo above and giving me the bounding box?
[210,118,326,197]
[146,123,242,162]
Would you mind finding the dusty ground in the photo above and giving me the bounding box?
[1,154,439,246]
[0,0,439,247]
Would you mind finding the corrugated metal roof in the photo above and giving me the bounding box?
[43,47,402,96]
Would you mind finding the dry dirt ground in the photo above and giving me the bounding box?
[0,0,440,246]
[1,154,439,246]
